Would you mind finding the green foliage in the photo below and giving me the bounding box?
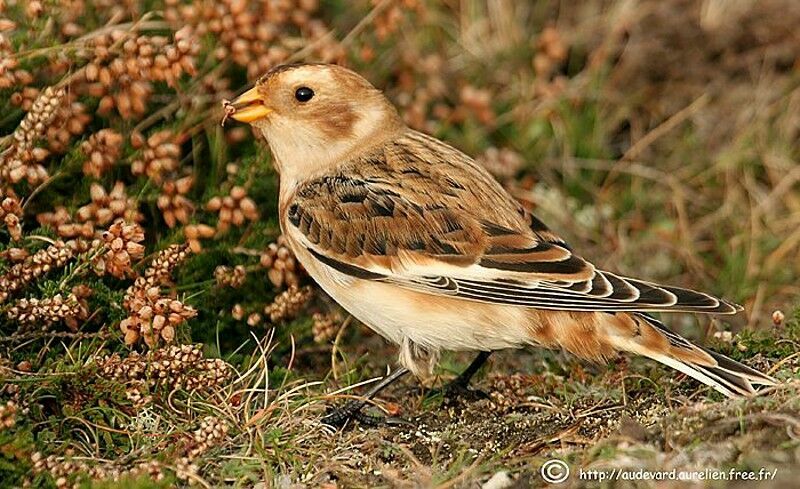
[735,307,800,361]
[0,424,35,487]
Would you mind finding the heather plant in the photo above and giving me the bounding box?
[1,1,799,487]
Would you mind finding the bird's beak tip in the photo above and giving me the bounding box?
[221,87,272,125]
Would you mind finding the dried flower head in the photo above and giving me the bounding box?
[91,221,145,279]
[120,244,194,346]
[246,312,262,327]
[31,450,171,487]
[0,240,80,303]
[476,147,524,182]
[214,264,246,288]
[6,293,88,331]
[187,415,229,459]
[713,330,734,343]
[0,401,17,431]
[1,247,29,262]
[231,303,244,320]
[312,312,341,343]
[84,28,199,120]
[534,26,568,78]
[259,235,304,288]
[458,85,495,126]
[120,294,196,347]
[97,344,232,396]
[164,0,342,80]
[205,186,259,234]
[46,99,93,154]
[141,243,192,288]
[76,181,142,228]
[131,130,182,183]
[488,374,535,413]
[157,176,194,228]
[183,223,216,253]
[0,29,32,89]
[391,52,452,131]
[80,129,124,178]
[0,86,64,185]
[264,285,313,323]
[532,26,569,99]
[372,0,422,41]
[0,187,23,241]
[36,206,94,239]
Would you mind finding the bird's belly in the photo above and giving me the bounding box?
[299,253,533,352]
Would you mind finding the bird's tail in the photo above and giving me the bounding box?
[608,313,776,397]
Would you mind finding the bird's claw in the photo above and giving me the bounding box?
[438,381,489,404]
[321,400,362,427]
[322,400,412,428]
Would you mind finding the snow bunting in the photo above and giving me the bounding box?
[225,63,775,425]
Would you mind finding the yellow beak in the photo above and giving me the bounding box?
[226,87,272,123]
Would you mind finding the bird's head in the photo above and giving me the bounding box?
[224,63,403,182]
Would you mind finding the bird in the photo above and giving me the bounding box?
[224,62,776,426]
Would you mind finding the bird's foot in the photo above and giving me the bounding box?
[434,380,489,404]
[322,400,365,427]
[322,400,412,428]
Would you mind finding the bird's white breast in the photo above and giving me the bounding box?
[286,230,534,353]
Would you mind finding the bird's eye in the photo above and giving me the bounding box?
[295,87,314,102]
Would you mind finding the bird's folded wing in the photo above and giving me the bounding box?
[286,133,739,314]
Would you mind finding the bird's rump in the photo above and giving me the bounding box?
[286,130,740,316]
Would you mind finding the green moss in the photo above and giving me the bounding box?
[733,307,800,360]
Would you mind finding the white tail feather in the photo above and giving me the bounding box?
[613,337,747,397]
[610,314,776,397]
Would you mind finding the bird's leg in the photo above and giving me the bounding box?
[440,351,492,401]
[322,367,410,428]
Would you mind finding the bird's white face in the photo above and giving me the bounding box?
[226,64,403,187]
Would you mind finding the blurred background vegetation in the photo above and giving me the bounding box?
[1,0,799,487]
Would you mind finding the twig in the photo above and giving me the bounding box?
[11,18,168,62]
[0,330,112,344]
[330,315,352,384]
[621,93,710,162]
[767,351,800,376]
[286,0,393,63]
[22,170,64,212]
